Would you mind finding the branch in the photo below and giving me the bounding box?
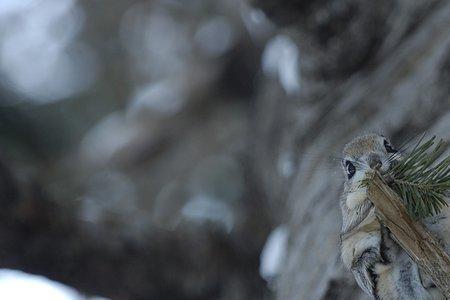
[366,172,450,298]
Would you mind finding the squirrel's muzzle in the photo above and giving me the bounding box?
[368,153,382,170]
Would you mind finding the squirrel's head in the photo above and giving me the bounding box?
[341,134,399,205]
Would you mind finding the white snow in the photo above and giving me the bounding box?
[182,194,234,232]
[195,16,235,57]
[0,0,97,103]
[277,152,295,178]
[128,80,186,117]
[0,269,82,300]
[240,4,274,41]
[80,113,140,165]
[259,226,289,284]
[262,35,301,95]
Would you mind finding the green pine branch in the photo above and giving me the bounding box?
[388,136,450,219]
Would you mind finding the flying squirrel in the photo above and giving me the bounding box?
[339,134,449,300]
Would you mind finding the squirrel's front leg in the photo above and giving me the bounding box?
[342,228,382,296]
[342,222,395,297]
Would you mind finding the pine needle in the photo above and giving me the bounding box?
[388,136,450,219]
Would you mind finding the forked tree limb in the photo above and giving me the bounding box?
[366,172,450,298]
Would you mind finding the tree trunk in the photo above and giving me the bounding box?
[251,0,450,299]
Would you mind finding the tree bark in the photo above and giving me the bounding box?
[250,0,450,299]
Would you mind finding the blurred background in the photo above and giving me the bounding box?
[0,0,449,299]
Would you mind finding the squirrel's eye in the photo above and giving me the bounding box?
[384,139,397,154]
[345,160,356,179]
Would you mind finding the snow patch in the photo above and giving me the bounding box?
[182,194,234,232]
[195,16,235,57]
[80,113,141,165]
[128,80,186,117]
[259,226,289,286]
[0,269,83,300]
[262,35,301,95]
[240,4,274,41]
[0,0,97,103]
[277,152,295,178]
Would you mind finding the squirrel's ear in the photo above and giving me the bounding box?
[379,134,390,142]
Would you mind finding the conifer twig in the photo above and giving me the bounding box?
[388,136,450,219]
[366,172,450,298]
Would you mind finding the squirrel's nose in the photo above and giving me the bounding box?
[368,154,382,170]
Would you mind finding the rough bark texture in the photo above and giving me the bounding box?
[0,0,449,299]
[367,173,450,298]
[251,0,450,299]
